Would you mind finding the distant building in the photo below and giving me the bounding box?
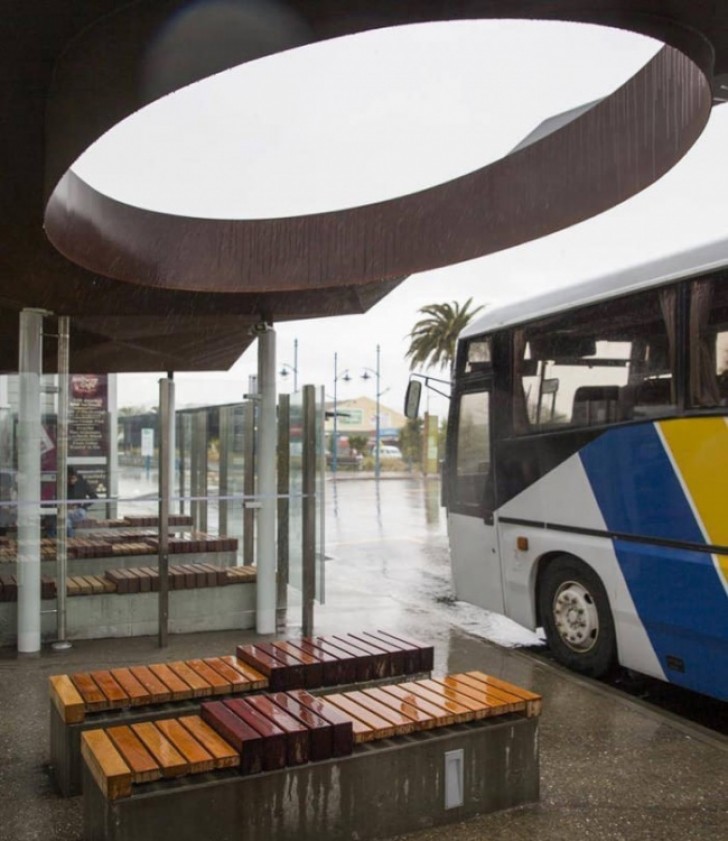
[325,395,406,446]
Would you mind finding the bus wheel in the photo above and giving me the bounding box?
[538,555,616,678]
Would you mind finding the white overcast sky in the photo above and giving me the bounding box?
[72,19,728,419]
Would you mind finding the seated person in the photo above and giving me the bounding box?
[67,467,98,530]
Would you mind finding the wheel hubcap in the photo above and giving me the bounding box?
[552,580,599,652]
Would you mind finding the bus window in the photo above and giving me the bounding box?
[689,278,728,407]
[453,390,491,512]
[513,287,678,433]
[463,338,492,375]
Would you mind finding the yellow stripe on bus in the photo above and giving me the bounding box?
[659,418,728,585]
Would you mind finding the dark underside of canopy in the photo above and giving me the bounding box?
[1,1,727,373]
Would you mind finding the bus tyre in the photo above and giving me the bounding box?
[538,555,616,678]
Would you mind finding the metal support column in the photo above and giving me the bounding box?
[158,377,174,647]
[17,309,44,653]
[242,400,255,566]
[53,316,71,650]
[276,393,290,628]
[256,325,276,635]
[301,385,316,636]
[218,406,231,537]
[106,374,119,520]
[191,411,207,534]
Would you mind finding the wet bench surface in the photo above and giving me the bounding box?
[81,672,541,841]
[83,671,540,797]
[50,630,434,796]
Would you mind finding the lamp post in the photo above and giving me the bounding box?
[332,353,350,474]
[278,337,299,392]
[362,344,382,480]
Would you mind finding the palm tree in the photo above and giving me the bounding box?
[405,298,485,371]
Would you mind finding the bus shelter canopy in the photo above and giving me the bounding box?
[1,1,727,373]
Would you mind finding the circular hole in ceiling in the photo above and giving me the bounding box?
[72,19,661,220]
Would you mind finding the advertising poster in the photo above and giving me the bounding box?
[39,375,110,501]
[69,374,109,498]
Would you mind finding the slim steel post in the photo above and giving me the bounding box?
[276,394,290,627]
[375,344,381,481]
[158,376,174,647]
[302,384,316,636]
[332,353,338,474]
[53,316,71,650]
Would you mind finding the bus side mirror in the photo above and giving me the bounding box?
[404,380,422,419]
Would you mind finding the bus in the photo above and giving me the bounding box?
[406,244,728,701]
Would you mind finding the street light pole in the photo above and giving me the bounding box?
[278,337,299,392]
[332,353,351,475]
[375,344,381,480]
[333,352,339,475]
[362,344,382,480]
[293,338,298,393]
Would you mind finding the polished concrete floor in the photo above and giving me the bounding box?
[1,478,726,840]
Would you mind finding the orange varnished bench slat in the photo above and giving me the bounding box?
[131,722,188,777]
[185,659,232,695]
[155,719,215,774]
[177,715,240,769]
[167,661,212,698]
[322,694,393,742]
[148,663,194,700]
[361,686,439,729]
[81,730,132,801]
[90,671,129,708]
[70,673,107,711]
[106,725,161,784]
[344,690,418,735]
[376,682,457,727]
[49,674,85,723]
[443,674,525,713]
[392,681,475,722]
[467,670,543,716]
[203,657,255,692]
[109,669,153,707]
[128,666,172,704]
[220,656,268,688]
[416,678,492,719]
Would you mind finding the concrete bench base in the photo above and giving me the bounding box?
[0,582,255,646]
[83,715,539,841]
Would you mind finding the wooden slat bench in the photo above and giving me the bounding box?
[0,531,238,573]
[1,563,254,602]
[50,630,434,796]
[81,673,541,841]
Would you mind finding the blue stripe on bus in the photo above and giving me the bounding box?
[611,540,728,700]
[579,424,728,700]
[579,423,704,544]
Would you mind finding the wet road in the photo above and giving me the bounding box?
[320,477,725,735]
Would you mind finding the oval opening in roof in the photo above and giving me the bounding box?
[71,20,660,221]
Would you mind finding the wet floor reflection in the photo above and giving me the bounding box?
[319,477,542,653]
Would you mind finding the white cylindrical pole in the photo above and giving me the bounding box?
[17,309,44,653]
[256,326,277,634]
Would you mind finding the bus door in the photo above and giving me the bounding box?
[446,383,504,614]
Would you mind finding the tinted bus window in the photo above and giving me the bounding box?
[513,287,678,433]
[689,277,728,407]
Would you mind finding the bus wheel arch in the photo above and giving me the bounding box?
[536,553,617,678]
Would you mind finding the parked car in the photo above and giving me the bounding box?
[375,445,402,460]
